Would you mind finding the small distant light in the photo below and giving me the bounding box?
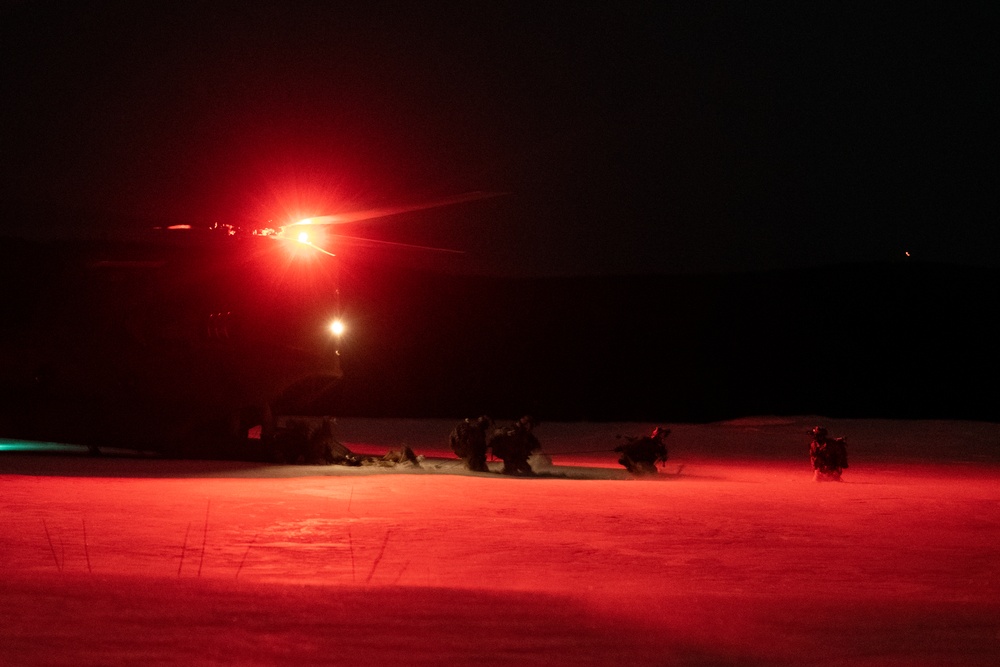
[905,251,911,258]
[329,319,345,336]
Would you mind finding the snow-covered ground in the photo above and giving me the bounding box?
[2,416,999,665]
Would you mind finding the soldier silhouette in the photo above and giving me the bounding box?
[449,415,492,472]
[809,426,848,481]
[615,426,670,475]
[489,415,541,475]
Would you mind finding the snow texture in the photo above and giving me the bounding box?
[2,416,999,666]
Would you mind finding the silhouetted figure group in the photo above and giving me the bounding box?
[450,415,541,475]
[809,426,848,481]
[446,419,852,481]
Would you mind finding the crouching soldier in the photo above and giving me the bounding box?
[489,415,541,475]
[449,415,493,472]
[809,426,848,481]
[615,426,670,475]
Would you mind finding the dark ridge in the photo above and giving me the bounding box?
[1,234,996,425]
[334,259,998,423]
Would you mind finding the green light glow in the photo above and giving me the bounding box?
[0,439,82,453]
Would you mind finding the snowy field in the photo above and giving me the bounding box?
[2,416,999,666]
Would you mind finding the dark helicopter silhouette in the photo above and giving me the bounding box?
[0,192,500,460]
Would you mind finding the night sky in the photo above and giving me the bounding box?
[2,2,996,276]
